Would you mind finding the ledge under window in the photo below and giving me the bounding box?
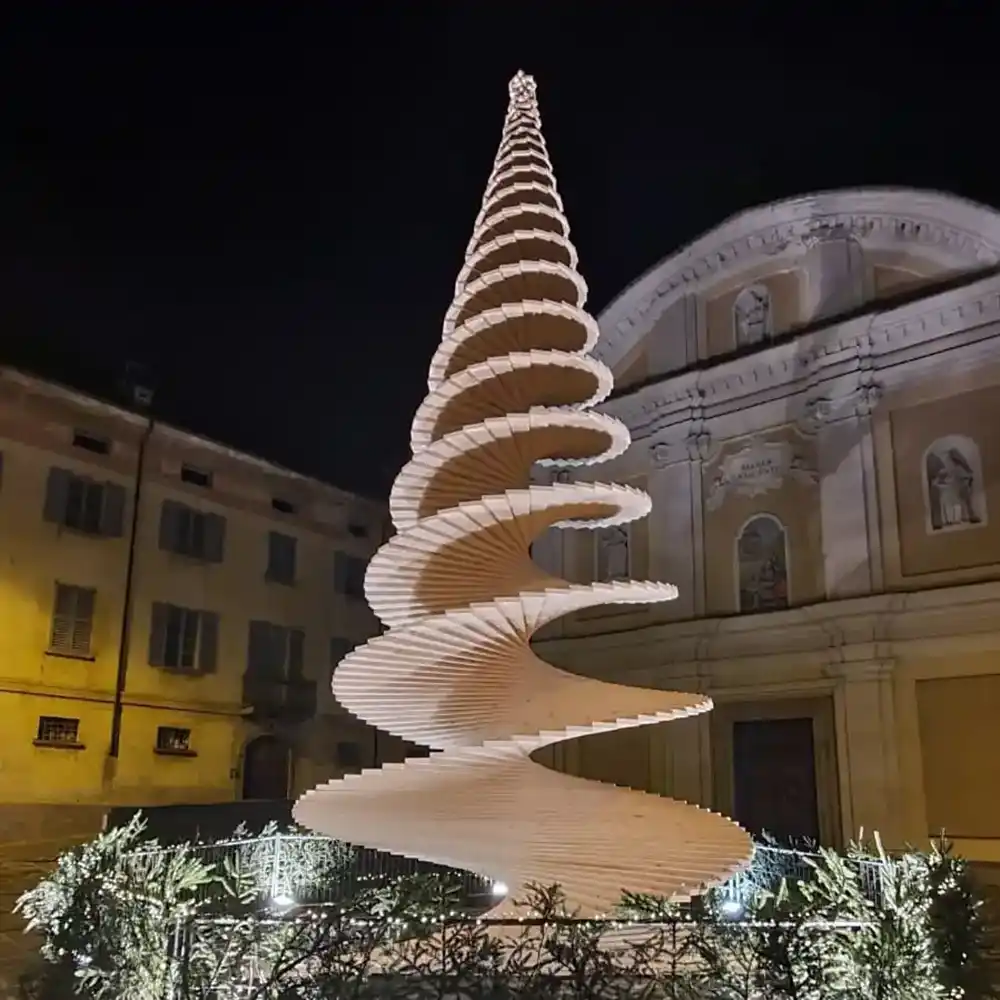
[33,739,85,750]
[154,746,198,758]
[45,648,96,662]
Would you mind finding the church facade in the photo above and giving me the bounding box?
[532,188,1000,862]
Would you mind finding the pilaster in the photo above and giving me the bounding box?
[804,373,885,599]
[830,659,902,847]
[647,411,712,617]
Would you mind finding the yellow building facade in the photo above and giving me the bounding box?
[532,188,1000,863]
[0,366,394,815]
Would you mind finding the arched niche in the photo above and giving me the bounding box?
[922,435,988,534]
[735,513,789,613]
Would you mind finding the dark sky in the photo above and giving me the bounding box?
[1,5,996,498]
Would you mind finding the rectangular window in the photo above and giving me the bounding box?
[72,430,110,455]
[148,602,219,673]
[333,552,367,599]
[49,583,96,657]
[158,500,226,562]
[35,716,81,747]
[266,531,297,585]
[43,467,126,537]
[271,497,295,514]
[155,726,193,755]
[246,621,306,681]
[347,521,368,539]
[180,465,212,489]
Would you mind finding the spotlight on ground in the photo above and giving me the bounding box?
[271,892,295,908]
[720,898,744,918]
[491,881,509,897]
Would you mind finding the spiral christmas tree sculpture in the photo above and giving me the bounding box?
[294,72,752,916]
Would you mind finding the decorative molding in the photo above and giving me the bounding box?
[705,440,818,511]
[537,578,1000,679]
[599,271,1000,452]
[823,659,895,682]
[597,189,1000,372]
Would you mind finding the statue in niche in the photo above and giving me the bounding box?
[733,283,773,346]
[596,525,630,582]
[924,435,987,532]
[737,515,789,613]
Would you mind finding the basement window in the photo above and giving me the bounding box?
[155,726,195,756]
[34,716,83,748]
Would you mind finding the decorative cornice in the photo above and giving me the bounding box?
[536,578,1000,677]
[597,189,1000,372]
[599,270,1000,449]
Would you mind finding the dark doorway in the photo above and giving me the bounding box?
[242,735,291,800]
[732,717,820,846]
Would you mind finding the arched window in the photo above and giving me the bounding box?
[736,514,789,613]
[922,435,988,533]
[733,283,773,346]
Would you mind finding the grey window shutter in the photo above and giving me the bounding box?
[198,612,219,673]
[205,514,226,563]
[43,468,72,524]
[148,602,169,666]
[100,483,127,537]
[247,620,271,676]
[287,628,305,680]
[72,587,95,654]
[158,502,178,551]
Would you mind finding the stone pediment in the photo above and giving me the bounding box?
[597,188,1000,373]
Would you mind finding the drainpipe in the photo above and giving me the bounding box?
[108,415,154,758]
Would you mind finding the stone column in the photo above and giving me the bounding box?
[831,660,902,847]
[647,425,709,618]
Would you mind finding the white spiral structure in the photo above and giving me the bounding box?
[294,71,752,917]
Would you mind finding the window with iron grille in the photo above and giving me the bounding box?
[148,603,219,673]
[35,716,81,747]
[49,583,96,657]
[155,726,193,754]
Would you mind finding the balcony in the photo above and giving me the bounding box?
[242,674,317,722]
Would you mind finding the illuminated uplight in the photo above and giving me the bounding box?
[491,881,509,897]
[271,891,295,908]
[720,898,744,918]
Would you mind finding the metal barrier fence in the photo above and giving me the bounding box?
[131,834,887,915]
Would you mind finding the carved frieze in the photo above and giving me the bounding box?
[705,440,818,511]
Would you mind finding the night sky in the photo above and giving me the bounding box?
[1,6,996,498]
